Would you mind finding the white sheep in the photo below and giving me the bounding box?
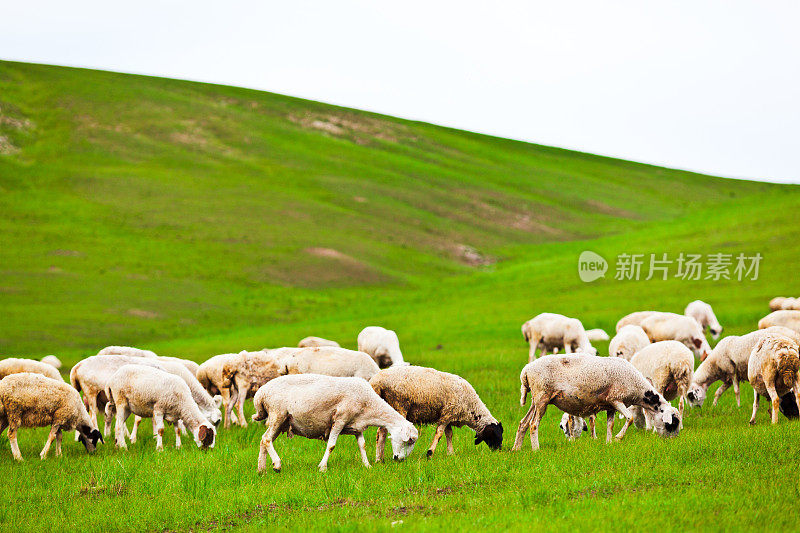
[694,326,800,407]
[513,354,680,450]
[0,358,63,381]
[252,374,418,472]
[196,352,244,428]
[219,349,287,428]
[684,300,723,339]
[758,310,800,334]
[747,332,800,425]
[357,326,405,368]
[639,312,712,360]
[279,346,380,380]
[105,364,216,451]
[615,311,659,332]
[629,341,704,429]
[298,336,340,348]
[369,365,503,459]
[97,346,158,358]
[769,297,800,311]
[521,313,597,361]
[609,325,651,361]
[40,355,62,370]
[585,329,610,342]
[0,372,103,460]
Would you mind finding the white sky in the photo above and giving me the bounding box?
[2,1,799,182]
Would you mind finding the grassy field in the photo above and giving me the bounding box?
[1,61,799,532]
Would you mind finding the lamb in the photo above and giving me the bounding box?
[0,372,102,460]
[369,365,503,459]
[693,326,800,407]
[513,354,681,451]
[609,325,651,361]
[615,311,659,331]
[298,336,340,348]
[639,312,712,360]
[559,413,588,440]
[684,300,723,339]
[521,313,597,361]
[0,358,63,381]
[585,328,610,342]
[747,333,800,425]
[219,349,287,428]
[40,355,62,369]
[251,374,418,472]
[357,326,405,368]
[105,364,216,451]
[758,310,800,334]
[629,341,705,429]
[196,352,245,428]
[280,346,380,380]
[97,346,158,358]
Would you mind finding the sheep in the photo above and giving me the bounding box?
[97,346,158,358]
[298,336,340,348]
[157,356,200,375]
[521,313,597,361]
[105,364,216,451]
[693,326,800,407]
[585,328,610,342]
[0,358,63,381]
[513,354,681,451]
[251,374,418,472]
[609,325,651,361]
[219,349,287,429]
[629,341,704,429]
[685,300,723,339]
[357,326,405,368]
[639,312,712,360]
[559,413,589,440]
[196,352,245,428]
[279,346,380,380]
[769,297,800,311]
[615,311,659,332]
[758,310,800,334]
[369,365,503,459]
[40,355,62,370]
[747,333,800,425]
[0,372,102,460]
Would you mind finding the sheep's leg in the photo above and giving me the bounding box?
[444,425,454,455]
[222,388,236,429]
[512,403,537,451]
[258,413,286,473]
[528,400,548,451]
[427,424,447,458]
[179,420,187,436]
[54,428,63,457]
[605,410,615,442]
[713,380,731,407]
[678,396,685,430]
[114,403,130,449]
[130,416,141,444]
[8,426,22,461]
[236,383,248,429]
[612,403,634,441]
[101,399,113,439]
[588,415,597,439]
[732,375,741,407]
[40,425,60,460]
[318,421,345,472]
[356,432,370,468]
[375,427,387,463]
[794,385,800,421]
[749,390,759,425]
[528,336,541,362]
[174,422,182,449]
[153,412,165,451]
[766,384,780,425]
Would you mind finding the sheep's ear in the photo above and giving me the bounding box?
[199,425,214,447]
[198,425,208,442]
[643,390,660,406]
[213,395,223,408]
[92,429,103,445]
[692,338,702,349]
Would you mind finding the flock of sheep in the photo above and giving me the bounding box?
[1,302,799,472]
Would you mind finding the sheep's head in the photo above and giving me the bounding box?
[688,337,711,361]
[642,390,681,437]
[388,422,418,461]
[709,325,722,340]
[78,425,103,453]
[203,404,223,427]
[558,413,586,440]
[194,424,216,449]
[686,384,706,407]
[475,422,503,450]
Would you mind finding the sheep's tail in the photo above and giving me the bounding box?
[522,323,531,343]
[520,373,530,407]
[251,397,268,422]
[777,348,800,389]
[70,365,81,393]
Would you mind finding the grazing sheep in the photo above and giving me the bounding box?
[769,297,800,311]
[609,325,651,361]
[513,354,681,451]
[252,374,418,472]
[521,313,597,361]
[0,358,62,381]
[279,346,380,380]
[639,312,712,360]
[220,349,287,429]
[758,310,800,334]
[585,328,610,342]
[748,333,800,425]
[0,373,102,460]
[106,365,216,451]
[694,326,800,407]
[40,355,62,370]
[559,413,589,440]
[298,336,340,348]
[685,300,723,339]
[196,352,244,429]
[615,311,659,332]
[97,346,158,358]
[357,326,405,368]
[369,365,503,459]
[629,341,704,429]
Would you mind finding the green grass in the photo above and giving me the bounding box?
[0,61,799,532]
